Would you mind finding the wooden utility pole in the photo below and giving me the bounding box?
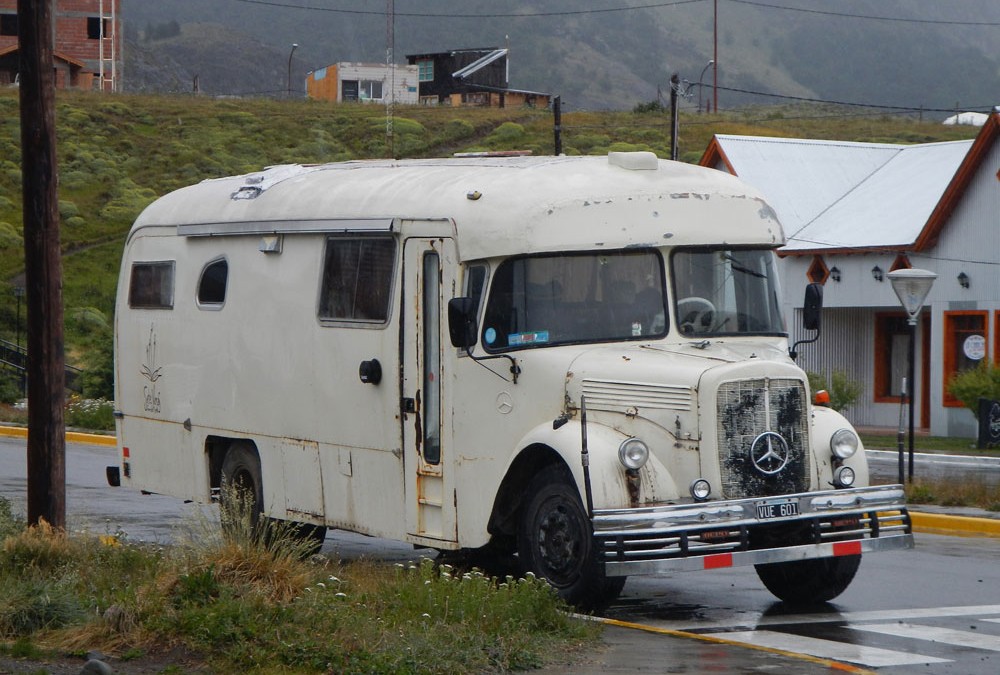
[19,0,66,528]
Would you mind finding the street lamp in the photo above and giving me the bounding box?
[287,43,298,98]
[698,60,714,113]
[888,268,936,483]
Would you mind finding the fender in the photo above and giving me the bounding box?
[511,419,680,509]
[812,406,870,487]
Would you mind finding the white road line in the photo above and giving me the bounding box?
[718,630,949,667]
[636,604,1000,632]
[851,622,1000,651]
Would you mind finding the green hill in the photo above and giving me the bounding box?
[0,89,981,384]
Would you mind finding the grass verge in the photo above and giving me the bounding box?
[0,493,597,674]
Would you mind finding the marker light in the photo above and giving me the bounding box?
[830,428,859,460]
[834,465,856,488]
[690,478,711,501]
[618,438,650,470]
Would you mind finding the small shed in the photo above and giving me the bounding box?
[306,62,419,105]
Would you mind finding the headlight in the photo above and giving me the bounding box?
[831,428,859,460]
[618,437,649,470]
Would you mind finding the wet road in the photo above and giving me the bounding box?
[5,437,1000,672]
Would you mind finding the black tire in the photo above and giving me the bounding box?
[220,442,265,531]
[517,464,625,608]
[287,522,328,556]
[755,554,861,605]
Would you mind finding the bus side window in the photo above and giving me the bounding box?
[464,263,488,319]
[319,237,396,323]
[129,261,175,309]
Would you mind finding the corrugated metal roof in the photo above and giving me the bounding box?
[708,135,973,252]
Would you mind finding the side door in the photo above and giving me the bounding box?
[402,235,459,544]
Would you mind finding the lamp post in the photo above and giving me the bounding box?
[888,268,936,483]
[698,60,714,113]
[287,43,298,98]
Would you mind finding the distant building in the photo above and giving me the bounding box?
[306,62,419,105]
[406,47,550,109]
[0,0,122,91]
[700,109,1000,437]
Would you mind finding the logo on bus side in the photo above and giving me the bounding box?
[140,325,162,414]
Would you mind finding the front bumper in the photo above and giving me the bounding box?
[592,484,913,577]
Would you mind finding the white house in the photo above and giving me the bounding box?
[700,109,1000,437]
[305,62,419,104]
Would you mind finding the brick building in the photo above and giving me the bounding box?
[0,0,122,91]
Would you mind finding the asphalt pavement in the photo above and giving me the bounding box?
[5,427,1000,674]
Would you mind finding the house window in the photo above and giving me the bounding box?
[874,313,910,400]
[319,237,396,323]
[943,311,988,406]
[0,14,17,36]
[129,261,175,309]
[87,17,108,40]
[359,79,383,100]
[417,60,433,82]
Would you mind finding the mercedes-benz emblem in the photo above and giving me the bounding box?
[750,431,790,475]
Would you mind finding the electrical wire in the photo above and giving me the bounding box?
[728,0,1000,27]
[229,0,707,18]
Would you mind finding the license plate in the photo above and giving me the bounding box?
[755,499,799,520]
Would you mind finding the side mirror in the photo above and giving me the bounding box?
[447,297,478,349]
[802,283,823,331]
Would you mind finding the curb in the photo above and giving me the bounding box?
[911,510,1000,538]
[0,425,116,447]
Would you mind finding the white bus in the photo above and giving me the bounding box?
[109,152,912,606]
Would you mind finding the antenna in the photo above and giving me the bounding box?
[385,0,395,157]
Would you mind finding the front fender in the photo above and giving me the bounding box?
[811,407,870,487]
[513,420,680,509]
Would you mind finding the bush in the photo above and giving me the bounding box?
[807,370,863,413]
[947,360,1000,418]
[65,396,115,431]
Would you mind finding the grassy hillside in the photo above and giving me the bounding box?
[0,89,981,375]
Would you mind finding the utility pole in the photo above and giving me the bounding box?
[19,0,66,529]
[670,73,680,161]
[553,95,562,155]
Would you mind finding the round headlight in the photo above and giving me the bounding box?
[834,465,856,488]
[618,438,649,470]
[690,478,711,501]
[830,428,859,460]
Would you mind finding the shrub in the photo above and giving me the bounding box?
[947,360,1000,418]
[65,396,115,431]
[807,369,863,413]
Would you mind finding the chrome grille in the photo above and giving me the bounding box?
[716,378,810,498]
[582,378,693,413]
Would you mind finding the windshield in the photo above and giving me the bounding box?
[671,248,786,337]
[481,250,666,352]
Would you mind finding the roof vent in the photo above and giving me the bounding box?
[608,151,659,171]
[230,164,311,200]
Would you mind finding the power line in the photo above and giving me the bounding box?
[728,0,1000,26]
[714,85,996,114]
[230,0,707,18]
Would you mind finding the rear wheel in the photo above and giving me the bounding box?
[755,554,861,605]
[517,465,625,608]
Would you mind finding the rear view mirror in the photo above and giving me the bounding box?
[448,297,478,349]
[802,283,823,331]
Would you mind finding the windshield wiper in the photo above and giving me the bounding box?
[723,254,766,279]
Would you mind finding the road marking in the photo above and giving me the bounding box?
[851,622,1000,651]
[631,603,1000,632]
[719,630,949,667]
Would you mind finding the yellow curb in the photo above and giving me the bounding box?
[911,510,1000,538]
[573,614,876,674]
[0,426,116,446]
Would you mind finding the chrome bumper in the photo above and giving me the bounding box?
[592,484,913,577]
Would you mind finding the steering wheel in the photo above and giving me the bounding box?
[677,296,716,334]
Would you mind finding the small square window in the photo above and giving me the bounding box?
[0,14,18,37]
[87,17,108,40]
[129,261,175,309]
[319,238,396,322]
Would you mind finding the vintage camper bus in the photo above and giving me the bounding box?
[110,152,912,606]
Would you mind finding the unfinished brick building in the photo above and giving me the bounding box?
[0,0,122,91]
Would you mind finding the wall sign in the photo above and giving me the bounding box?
[964,334,986,361]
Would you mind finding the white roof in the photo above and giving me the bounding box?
[943,112,989,127]
[132,153,785,262]
[710,135,973,252]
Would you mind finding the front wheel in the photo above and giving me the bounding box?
[755,554,861,605]
[517,465,625,608]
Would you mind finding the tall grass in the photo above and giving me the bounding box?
[0,494,595,673]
